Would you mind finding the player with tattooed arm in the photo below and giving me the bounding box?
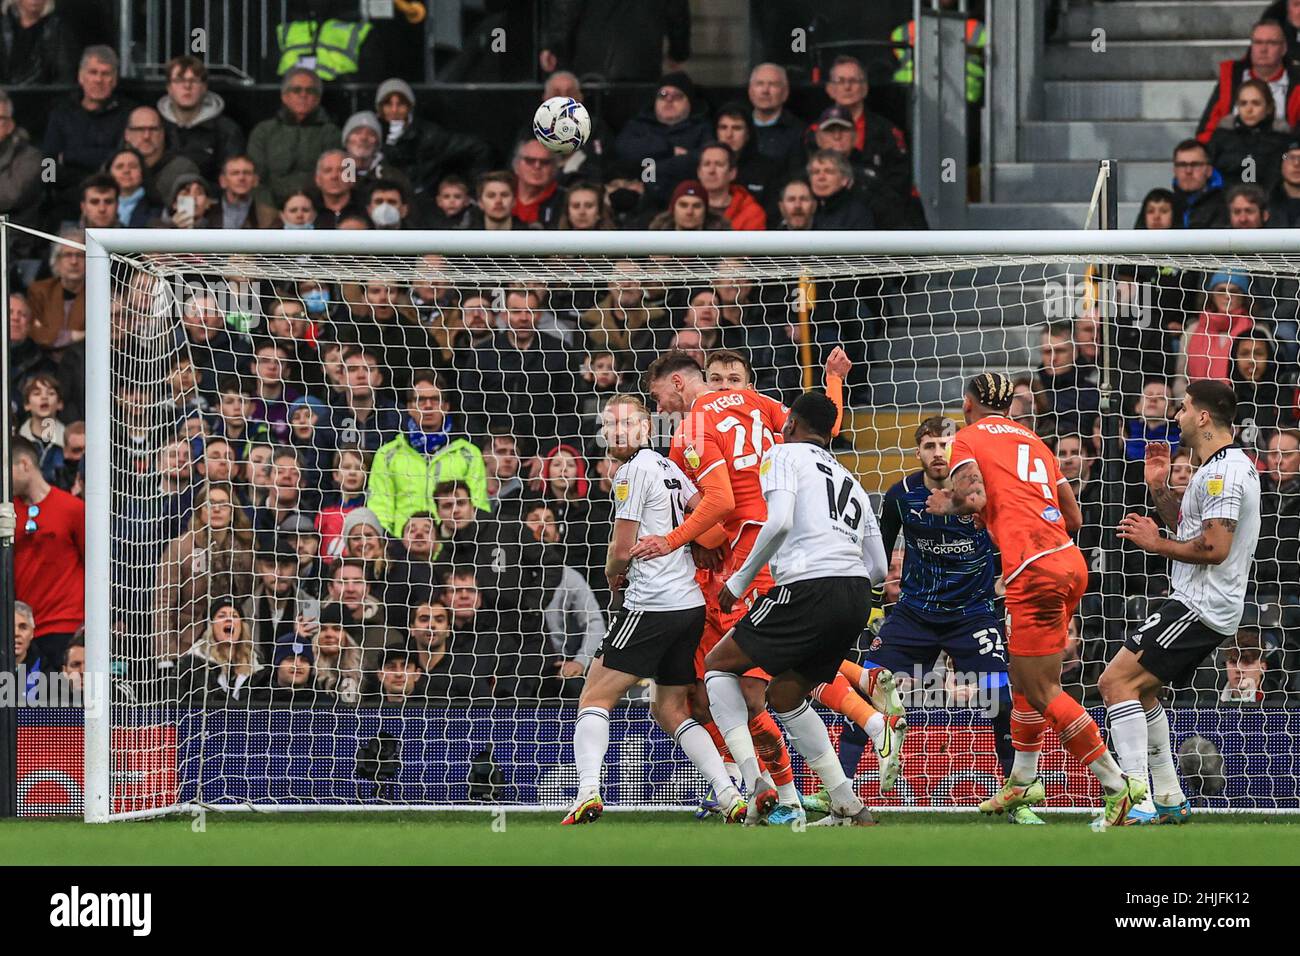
[927,373,1144,829]
[1103,379,1260,825]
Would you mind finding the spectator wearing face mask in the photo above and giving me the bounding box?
[374,77,492,199]
[369,372,488,538]
[277,189,318,230]
[602,159,651,229]
[340,109,413,197]
[365,178,409,230]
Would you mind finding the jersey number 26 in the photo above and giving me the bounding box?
[717,410,775,470]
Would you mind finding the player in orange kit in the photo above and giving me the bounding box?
[925,373,1146,829]
[632,347,902,824]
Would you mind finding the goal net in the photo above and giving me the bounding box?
[82,229,1300,820]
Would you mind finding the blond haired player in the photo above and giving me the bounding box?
[563,395,745,825]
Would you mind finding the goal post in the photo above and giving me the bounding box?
[83,227,1300,821]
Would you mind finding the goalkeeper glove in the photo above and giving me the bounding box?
[868,585,886,636]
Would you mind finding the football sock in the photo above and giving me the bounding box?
[838,720,870,780]
[814,674,884,738]
[1106,699,1149,787]
[573,706,610,793]
[704,671,762,792]
[776,700,864,814]
[992,686,1015,780]
[1043,692,1125,791]
[703,720,733,763]
[673,717,737,801]
[748,711,798,803]
[1146,702,1187,805]
[839,659,871,695]
[1009,692,1045,783]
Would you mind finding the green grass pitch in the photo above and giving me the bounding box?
[6,812,1300,865]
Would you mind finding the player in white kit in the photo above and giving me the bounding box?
[1103,380,1261,826]
[563,395,746,825]
[703,392,889,825]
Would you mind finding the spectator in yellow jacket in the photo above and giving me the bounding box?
[367,370,488,537]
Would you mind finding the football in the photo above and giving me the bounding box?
[533,96,591,155]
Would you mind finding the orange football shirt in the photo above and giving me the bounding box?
[669,388,786,544]
[948,415,1076,584]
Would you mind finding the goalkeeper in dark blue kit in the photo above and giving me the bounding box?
[811,415,1038,823]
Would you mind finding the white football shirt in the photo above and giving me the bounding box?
[757,441,880,585]
[613,449,705,611]
[1169,445,1261,635]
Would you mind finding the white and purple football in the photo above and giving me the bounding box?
[533,96,591,155]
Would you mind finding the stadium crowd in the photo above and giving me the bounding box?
[3,1,1298,710]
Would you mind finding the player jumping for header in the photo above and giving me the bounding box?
[927,372,1145,829]
[1104,380,1260,826]
[634,348,897,824]
[705,350,908,799]
[704,391,887,826]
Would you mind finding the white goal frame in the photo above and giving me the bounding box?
[82,227,1300,822]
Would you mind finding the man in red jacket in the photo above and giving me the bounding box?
[1198,19,1300,141]
[696,142,766,230]
[12,434,85,668]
